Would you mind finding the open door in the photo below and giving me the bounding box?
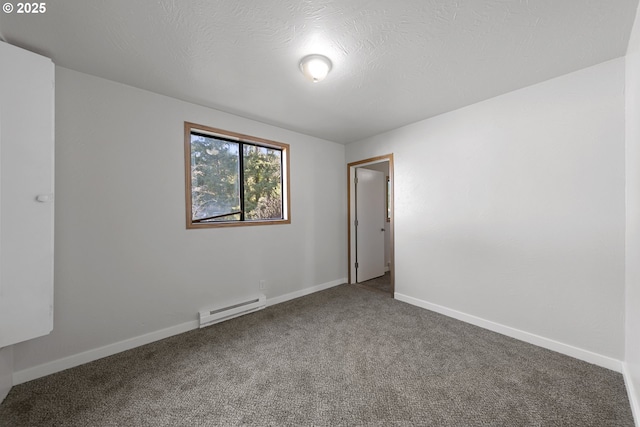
[355,168,386,282]
[348,154,394,295]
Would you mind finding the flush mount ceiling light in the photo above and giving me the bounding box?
[299,54,332,83]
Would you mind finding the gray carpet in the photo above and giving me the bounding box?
[359,272,392,294]
[0,284,634,426]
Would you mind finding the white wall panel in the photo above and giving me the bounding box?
[347,59,626,359]
[625,0,640,420]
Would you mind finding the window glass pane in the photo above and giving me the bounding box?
[190,134,240,222]
[243,144,283,220]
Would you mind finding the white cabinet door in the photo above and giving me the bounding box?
[0,42,54,348]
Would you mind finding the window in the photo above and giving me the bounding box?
[185,122,290,228]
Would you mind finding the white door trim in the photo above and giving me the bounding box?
[347,154,395,294]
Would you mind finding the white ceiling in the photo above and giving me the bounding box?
[0,0,637,144]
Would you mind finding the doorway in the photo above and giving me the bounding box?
[348,154,394,296]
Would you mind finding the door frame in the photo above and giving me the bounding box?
[347,154,394,295]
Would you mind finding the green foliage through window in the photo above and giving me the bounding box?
[242,144,282,220]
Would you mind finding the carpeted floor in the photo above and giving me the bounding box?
[359,272,392,294]
[0,284,634,426]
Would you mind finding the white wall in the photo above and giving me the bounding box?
[12,67,347,376]
[347,58,626,363]
[625,0,640,419]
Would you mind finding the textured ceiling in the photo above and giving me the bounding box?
[0,0,638,144]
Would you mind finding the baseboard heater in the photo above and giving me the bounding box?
[199,294,267,328]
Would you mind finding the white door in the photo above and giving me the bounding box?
[356,168,385,282]
[0,42,54,347]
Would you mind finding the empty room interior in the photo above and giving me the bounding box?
[2,0,640,425]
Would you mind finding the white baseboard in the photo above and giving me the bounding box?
[623,363,640,426]
[266,278,347,307]
[13,320,199,385]
[13,278,347,385]
[394,292,623,373]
